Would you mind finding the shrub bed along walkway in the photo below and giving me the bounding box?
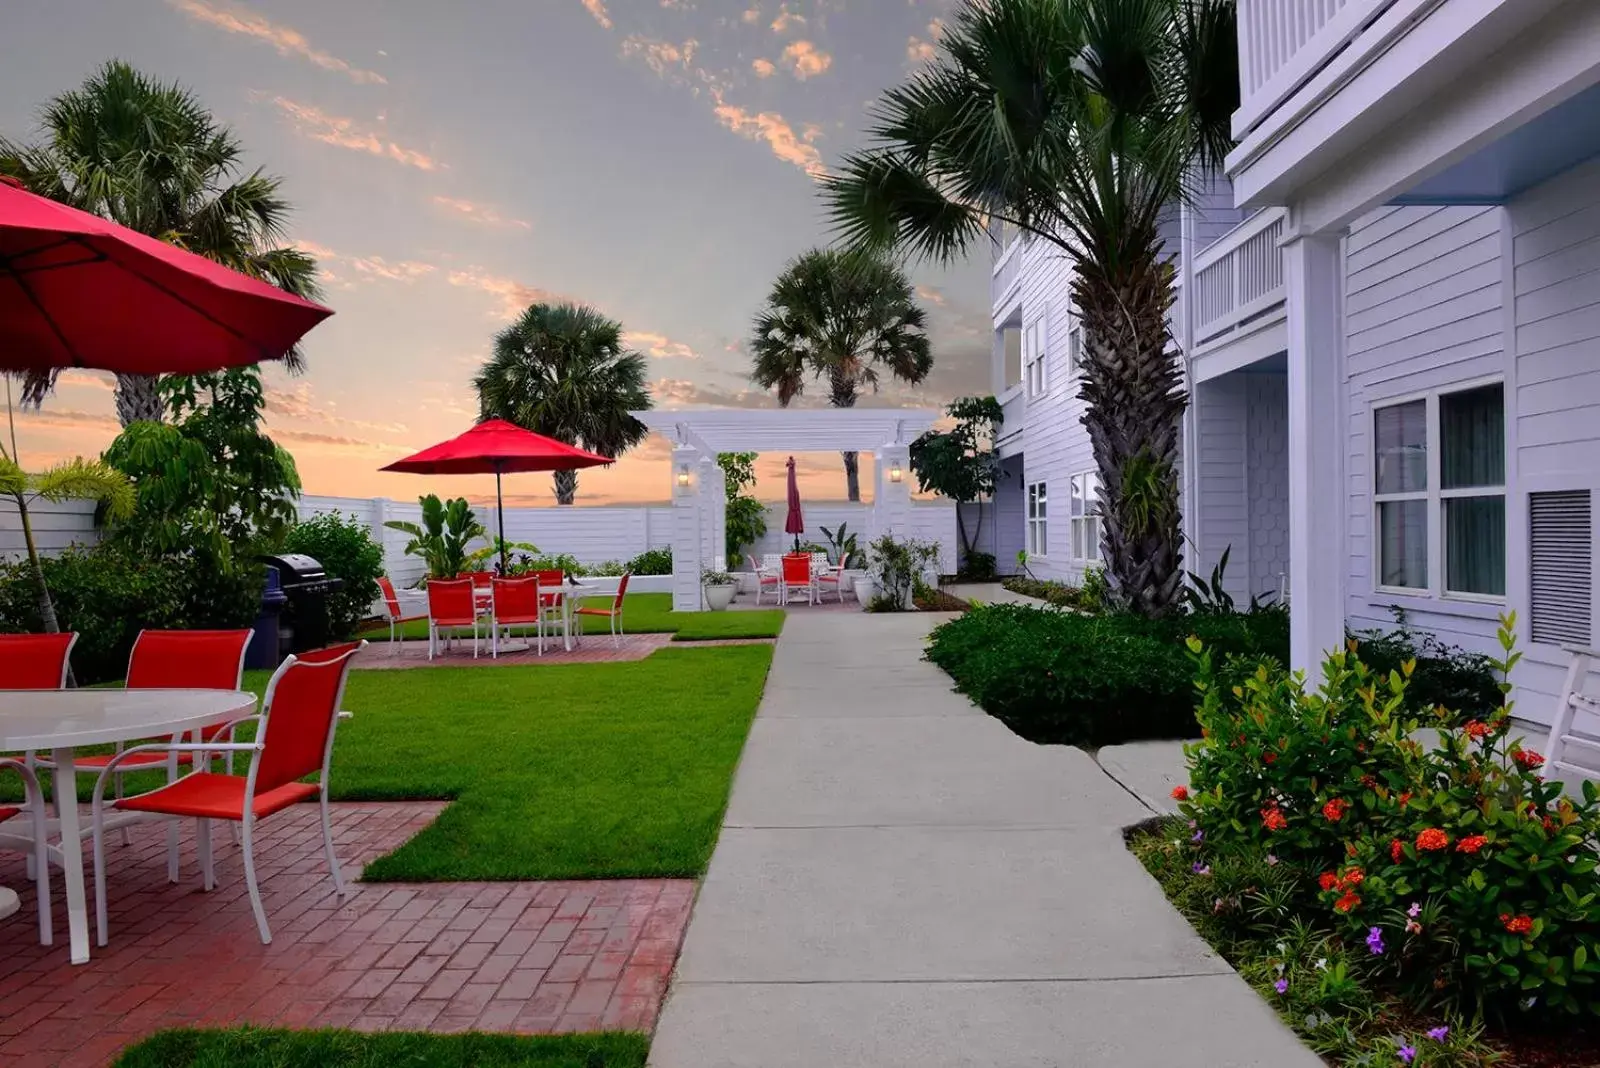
[647,611,1321,1067]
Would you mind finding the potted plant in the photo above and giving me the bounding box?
[853,571,877,609]
[865,533,940,611]
[701,568,737,611]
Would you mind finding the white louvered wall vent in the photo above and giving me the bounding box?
[1530,490,1593,646]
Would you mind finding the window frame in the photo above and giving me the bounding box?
[1370,376,1506,604]
[1068,470,1101,564]
[1026,480,1049,559]
[1065,317,1084,378]
[1023,314,1048,400]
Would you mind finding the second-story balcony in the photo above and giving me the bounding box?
[1189,208,1287,376]
[991,234,1023,312]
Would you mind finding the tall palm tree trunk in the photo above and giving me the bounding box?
[9,491,61,632]
[829,371,861,502]
[553,468,578,506]
[114,373,165,425]
[1074,254,1186,618]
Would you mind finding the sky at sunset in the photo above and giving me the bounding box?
[3,0,991,506]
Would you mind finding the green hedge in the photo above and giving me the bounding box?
[925,603,1289,746]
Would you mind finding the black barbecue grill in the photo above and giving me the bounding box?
[261,553,344,655]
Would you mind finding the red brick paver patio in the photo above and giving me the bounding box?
[0,803,694,1067]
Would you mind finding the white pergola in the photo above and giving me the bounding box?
[632,407,941,611]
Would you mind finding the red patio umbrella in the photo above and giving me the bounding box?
[380,420,613,570]
[0,175,332,389]
[784,455,805,553]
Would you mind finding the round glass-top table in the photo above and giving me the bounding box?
[0,688,256,964]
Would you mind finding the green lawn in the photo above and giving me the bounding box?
[4,645,773,881]
[115,1029,649,1068]
[364,592,784,642]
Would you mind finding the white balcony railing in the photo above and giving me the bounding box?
[1236,0,1400,138]
[991,236,1023,308]
[1191,209,1286,349]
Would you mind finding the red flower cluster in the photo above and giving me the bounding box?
[1262,751,1277,765]
[1463,720,1490,740]
[1513,749,1546,770]
[1322,798,1350,822]
[1319,871,1340,892]
[1390,839,1405,863]
[1500,913,1534,935]
[1334,891,1361,913]
[1260,805,1288,832]
[1171,786,1189,801]
[1320,866,1365,907]
[1416,828,1450,852]
[1398,791,1413,808]
[1456,835,1488,854]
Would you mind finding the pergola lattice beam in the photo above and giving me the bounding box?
[632,407,939,455]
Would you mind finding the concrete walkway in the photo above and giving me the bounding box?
[649,612,1319,1067]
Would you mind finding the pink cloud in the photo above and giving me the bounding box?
[446,268,566,321]
[781,40,831,79]
[708,89,826,177]
[265,96,440,171]
[432,196,531,231]
[167,0,386,84]
[625,332,700,361]
[581,0,613,29]
[751,57,776,78]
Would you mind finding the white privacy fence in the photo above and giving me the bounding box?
[2,494,961,584]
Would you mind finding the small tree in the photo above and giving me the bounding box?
[718,452,767,566]
[385,495,485,580]
[909,396,1004,569]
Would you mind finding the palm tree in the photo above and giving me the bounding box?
[1,384,134,633]
[473,302,652,504]
[0,60,319,422]
[822,0,1236,616]
[750,248,933,501]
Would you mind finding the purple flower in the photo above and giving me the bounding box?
[1192,863,1211,876]
[1265,854,1279,866]
[1366,926,1386,955]
[1273,978,1288,995]
[1398,1045,1416,1064]
[1407,902,1422,919]
[1192,829,1205,843]
[1426,1026,1449,1041]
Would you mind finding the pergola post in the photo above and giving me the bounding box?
[700,453,723,570]
[670,444,705,612]
[872,443,912,545]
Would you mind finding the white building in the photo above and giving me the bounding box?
[989,0,1600,727]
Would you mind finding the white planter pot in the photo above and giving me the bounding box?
[853,574,877,609]
[703,583,736,611]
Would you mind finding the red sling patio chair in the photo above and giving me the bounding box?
[489,576,542,657]
[0,632,75,945]
[377,576,427,654]
[427,578,480,659]
[781,554,814,606]
[575,573,631,647]
[533,568,571,649]
[90,641,366,946]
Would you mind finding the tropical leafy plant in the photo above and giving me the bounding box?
[0,60,320,420]
[719,452,767,564]
[909,395,1005,562]
[701,568,736,587]
[819,522,860,567]
[385,495,485,580]
[750,248,933,500]
[102,367,301,564]
[464,539,541,573]
[474,302,652,504]
[0,447,133,634]
[864,533,940,611]
[824,0,1237,616]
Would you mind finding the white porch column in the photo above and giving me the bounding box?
[1282,230,1346,675]
[670,445,705,612]
[700,453,721,571]
[873,444,912,542]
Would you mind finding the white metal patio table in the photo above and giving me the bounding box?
[0,688,255,964]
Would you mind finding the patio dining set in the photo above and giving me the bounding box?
[749,552,851,607]
[376,570,630,659]
[0,628,363,966]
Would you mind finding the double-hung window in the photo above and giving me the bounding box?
[1026,482,1048,557]
[1069,471,1101,563]
[1024,316,1047,398]
[1373,382,1505,598]
[1065,318,1084,377]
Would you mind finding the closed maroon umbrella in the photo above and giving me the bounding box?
[784,456,805,553]
[0,176,331,390]
[380,420,612,570]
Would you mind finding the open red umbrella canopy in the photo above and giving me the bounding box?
[0,176,332,386]
[381,420,613,569]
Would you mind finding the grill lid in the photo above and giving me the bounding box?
[262,553,328,583]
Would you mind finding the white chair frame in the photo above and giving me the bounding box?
[1545,644,1600,784]
[90,643,364,947]
[0,758,53,946]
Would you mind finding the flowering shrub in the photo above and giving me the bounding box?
[1177,614,1600,1023]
